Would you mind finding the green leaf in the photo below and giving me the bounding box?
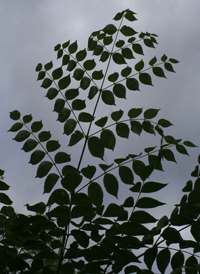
[136,197,165,208]
[103,36,113,45]
[44,61,53,71]
[58,74,71,90]
[80,77,91,90]
[92,70,104,80]
[161,54,168,62]
[54,152,71,163]
[116,123,129,138]
[67,60,77,71]
[37,71,45,80]
[35,63,42,71]
[182,180,193,192]
[164,62,175,72]
[88,37,97,51]
[0,193,12,205]
[95,116,108,127]
[100,129,116,150]
[88,136,104,160]
[103,173,118,198]
[131,121,142,135]
[116,40,125,48]
[65,89,79,101]
[46,140,60,152]
[176,144,189,155]
[76,48,87,61]
[120,25,137,36]
[43,173,59,193]
[81,165,96,179]
[121,66,132,77]
[156,248,170,274]
[103,203,124,217]
[26,202,46,214]
[162,149,176,162]
[144,108,160,119]
[13,130,30,142]
[62,54,70,65]
[31,120,43,132]
[99,163,113,172]
[0,181,10,190]
[135,59,144,71]
[101,90,115,105]
[88,182,103,206]
[153,67,166,78]
[142,181,168,193]
[122,48,134,59]
[111,109,123,121]
[149,56,157,66]
[132,43,144,55]
[130,211,157,223]
[46,88,59,100]
[183,141,197,147]
[112,53,126,64]
[128,108,142,118]
[139,73,153,85]
[10,110,21,120]
[29,150,46,165]
[73,69,84,81]
[52,67,63,80]
[100,51,110,62]
[125,10,137,21]
[72,99,86,110]
[88,86,98,100]
[71,230,89,248]
[142,121,155,134]
[113,11,123,21]
[103,24,117,35]
[68,41,78,54]
[119,166,134,185]
[61,171,82,192]
[62,40,70,48]
[144,39,155,48]
[83,59,96,70]
[23,114,32,123]
[144,247,157,270]
[22,139,38,152]
[64,119,77,135]
[162,227,183,244]
[68,130,84,146]
[126,78,139,90]
[158,118,173,127]
[78,112,94,122]
[169,58,179,63]
[41,78,52,89]
[93,44,103,55]
[113,83,126,98]
[8,122,23,132]
[47,189,69,206]
[171,251,184,271]
[132,160,145,176]
[123,196,134,207]
[108,72,119,82]
[36,161,53,178]
[38,131,51,142]
[54,44,61,51]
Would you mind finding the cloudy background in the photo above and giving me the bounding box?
[1,0,200,225]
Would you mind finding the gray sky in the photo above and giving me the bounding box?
[1,0,200,222]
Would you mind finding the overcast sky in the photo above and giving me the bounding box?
[1,0,200,223]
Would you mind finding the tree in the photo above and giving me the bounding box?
[1,8,200,273]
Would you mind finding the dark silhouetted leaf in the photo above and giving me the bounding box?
[8,122,23,132]
[121,66,132,77]
[113,83,126,98]
[26,202,46,214]
[92,70,104,80]
[130,211,157,223]
[153,67,166,78]
[116,123,129,138]
[88,183,103,206]
[58,74,71,90]
[131,121,142,135]
[164,62,175,72]
[71,230,89,248]
[149,56,157,66]
[139,73,153,85]
[108,72,119,82]
[103,173,118,198]
[68,130,84,146]
[88,86,98,100]
[103,36,113,45]
[37,71,45,80]
[38,131,51,142]
[54,152,71,164]
[123,196,134,207]
[144,247,157,270]
[41,78,52,89]
[122,48,134,59]
[43,173,59,193]
[162,149,176,162]
[132,43,144,55]
[0,193,12,205]
[72,99,86,110]
[46,140,60,152]
[76,48,87,61]
[144,108,159,119]
[111,109,123,121]
[176,144,189,155]
[22,139,38,152]
[47,189,69,206]
[29,150,46,165]
[62,54,70,65]
[73,69,84,81]
[10,110,21,120]
[101,90,115,105]
[80,77,91,90]
[135,59,144,71]
[144,39,154,48]
[95,116,108,127]
[158,118,173,128]
[100,129,116,150]
[119,166,134,185]
[136,197,165,208]
[46,88,59,100]
[52,67,63,80]
[142,121,155,134]
[64,119,77,135]
[36,161,53,178]
[13,130,30,142]
[83,59,96,70]
[31,120,43,132]
[103,24,117,35]
[120,25,137,36]
[79,112,94,122]
[68,41,78,54]
[126,78,139,90]
[61,170,82,192]
[35,63,42,71]
[171,251,184,271]
[112,53,126,64]
[67,60,77,71]
[156,248,170,274]
[103,203,124,217]
[100,51,110,62]
[88,137,104,160]
[142,181,168,193]
[81,165,96,179]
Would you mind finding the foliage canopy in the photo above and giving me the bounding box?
[1,8,200,274]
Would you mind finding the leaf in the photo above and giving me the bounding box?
[46,88,59,100]
[80,77,91,90]
[125,10,137,21]
[88,183,103,206]
[81,165,96,179]
[10,110,21,120]
[144,39,155,48]
[169,58,179,63]
[142,121,155,134]
[38,131,51,142]
[162,149,176,162]
[36,161,53,178]
[99,163,113,171]
[113,11,123,21]
[31,120,43,132]
[54,152,71,164]
[111,109,123,121]
[26,202,46,214]
[68,41,78,54]
[88,137,104,160]
[22,139,38,152]
[156,248,171,274]
[113,83,126,98]
[182,180,193,192]
[120,25,137,36]
[78,112,94,122]
[62,54,70,65]
[128,108,142,118]
[100,129,116,150]
[35,63,42,71]
[142,181,168,193]
[103,36,113,46]
[83,59,96,70]
[0,181,10,191]
[13,130,30,142]
[0,193,12,205]
[23,114,32,123]
[88,37,97,51]
[158,118,173,128]
[131,121,142,135]
[135,60,144,71]
[171,251,184,271]
[67,60,77,71]
[58,74,71,90]
[164,62,175,72]
[112,53,126,64]
[144,108,159,119]
[136,197,165,208]
[123,196,134,207]
[176,144,189,155]
[162,227,183,244]
[119,166,134,185]
[8,122,23,132]
[183,141,197,147]
[103,173,118,198]
[43,173,59,193]
[61,170,82,192]
[64,119,77,135]
[71,230,89,248]
[37,71,45,80]
[92,70,104,80]
[68,130,84,146]
[132,160,145,176]
[46,140,60,152]
[44,61,53,70]
[153,67,166,78]
[75,48,87,62]
[52,67,63,80]
[116,123,129,138]
[132,43,144,55]
[47,189,69,206]
[126,78,139,90]
[121,48,134,59]
[130,211,157,223]
[108,72,119,82]
[144,247,157,270]
[95,116,108,127]
[101,90,115,105]
[100,51,110,62]
[149,56,157,66]
[29,150,46,165]
[103,24,117,35]
[121,66,132,77]
[73,69,84,81]
[103,203,124,217]
[88,86,98,100]
[41,78,52,89]
[93,44,103,55]
[139,73,153,85]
